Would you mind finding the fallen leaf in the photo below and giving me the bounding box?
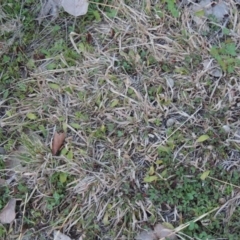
[26,112,37,120]
[200,170,210,181]
[143,175,158,183]
[70,123,81,129]
[103,212,110,225]
[154,223,177,240]
[165,76,174,88]
[211,2,229,22]
[67,149,74,160]
[148,166,155,175]
[190,0,229,24]
[61,0,89,17]
[52,132,66,155]
[54,230,72,240]
[202,59,223,77]
[209,68,222,78]
[135,230,156,240]
[49,83,60,90]
[196,134,210,143]
[38,0,61,24]
[59,172,67,183]
[0,198,16,224]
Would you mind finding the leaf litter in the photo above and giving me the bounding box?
[38,0,89,24]
[61,0,89,17]
[136,223,177,240]
[52,132,66,155]
[54,230,72,240]
[0,198,16,224]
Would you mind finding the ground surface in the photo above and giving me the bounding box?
[0,0,240,239]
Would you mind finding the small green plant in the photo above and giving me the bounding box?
[210,42,240,73]
[0,226,6,238]
[46,191,64,210]
[164,0,179,18]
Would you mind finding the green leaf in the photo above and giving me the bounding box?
[158,145,170,153]
[225,43,237,57]
[161,169,168,178]
[64,86,73,94]
[196,135,209,143]
[49,83,60,90]
[93,10,101,22]
[3,55,10,63]
[103,212,110,225]
[70,123,81,129]
[148,166,155,175]
[110,99,119,107]
[59,172,67,183]
[194,9,205,17]
[166,0,179,18]
[78,42,85,52]
[117,131,123,137]
[162,222,174,229]
[67,149,73,160]
[39,125,47,138]
[144,175,158,183]
[6,111,11,117]
[200,170,210,180]
[222,28,230,35]
[3,89,9,99]
[106,9,117,18]
[156,160,163,165]
[26,113,37,120]
[46,63,57,70]
[63,123,68,133]
[53,25,61,31]
[60,147,68,156]
[189,221,195,231]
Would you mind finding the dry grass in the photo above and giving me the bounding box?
[1,0,240,239]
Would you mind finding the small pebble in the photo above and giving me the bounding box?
[165,76,174,88]
[0,147,6,155]
[166,118,175,127]
[218,198,226,205]
[222,125,230,133]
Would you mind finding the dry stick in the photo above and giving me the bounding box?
[172,207,220,239]
[60,204,78,230]
[208,176,240,190]
[18,193,28,240]
[17,186,37,240]
[161,105,202,146]
[52,204,78,239]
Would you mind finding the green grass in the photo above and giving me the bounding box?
[0,0,240,239]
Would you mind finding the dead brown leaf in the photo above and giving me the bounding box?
[0,198,16,224]
[52,132,66,155]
